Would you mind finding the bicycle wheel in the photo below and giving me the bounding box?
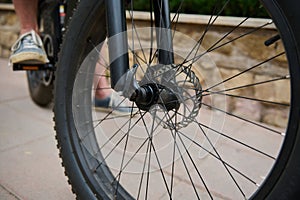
[26,2,60,107]
[54,0,300,199]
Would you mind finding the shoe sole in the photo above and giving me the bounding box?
[10,52,49,64]
[94,106,138,117]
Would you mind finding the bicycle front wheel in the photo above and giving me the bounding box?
[54,0,300,199]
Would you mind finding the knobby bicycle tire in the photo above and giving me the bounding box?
[54,0,300,199]
[27,0,77,107]
[26,2,56,107]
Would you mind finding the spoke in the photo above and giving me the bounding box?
[137,109,173,198]
[144,110,172,199]
[95,128,129,171]
[203,52,285,92]
[161,110,211,199]
[181,20,274,67]
[147,0,231,68]
[190,0,230,65]
[207,17,249,50]
[198,124,246,198]
[87,38,110,69]
[176,111,276,159]
[113,137,149,185]
[137,139,151,199]
[92,110,141,123]
[207,75,289,94]
[181,0,230,66]
[129,110,154,199]
[199,119,276,160]
[176,128,259,186]
[149,122,172,198]
[170,0,185,25]
[174,111,271,187]
[93,112,147,171]
[79,97,138,143]
[203,91,290,107]
[188,16,249,67]
[175,130,210,199]
[170,113,178,197]
[127,11,148,64]
[113,109,170,183]
[158,127,202,199]
[97,111,145,152]
[128,46,148,66]
[115,102,136,196]
[148,0,186,64]
[145,137,152,200]
[207,20,273,54]
[148,0,155,65]
[202,102,283,136]
[138,110,155,199]
[190,7,219,62]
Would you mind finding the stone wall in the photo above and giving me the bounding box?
[0,4,19,58]
[0,6,289,127]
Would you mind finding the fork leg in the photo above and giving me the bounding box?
[153,0,174,65]
[105,0,129,89]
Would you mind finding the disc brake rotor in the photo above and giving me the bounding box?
[140,64,202,130]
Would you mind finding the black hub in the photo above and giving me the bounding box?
[130,83,180,112]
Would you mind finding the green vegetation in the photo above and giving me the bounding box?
[0,0,269,18]
[0,0,12,3]
[132,0,269,18]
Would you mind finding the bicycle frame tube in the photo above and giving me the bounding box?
[153,0,174,64]
[105,0,129,89]
[105,0,174,90]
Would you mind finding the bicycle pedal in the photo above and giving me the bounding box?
[13,63,55,71]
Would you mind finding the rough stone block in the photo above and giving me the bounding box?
[262,107,289,128]
[5,12,18,26]
[201,31,233,55]
[274,78,290,104]
[254,74,290,104]
[0,30,17,48]
[219,68,254,96]
[254,74,275,102]
[1,48,10,58]
[232,98,262,122]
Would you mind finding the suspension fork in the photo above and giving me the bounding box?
[105,0,174,91]
[105,0,129,89]
[153,0,174,65]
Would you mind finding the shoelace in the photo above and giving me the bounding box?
[11,30,43,52]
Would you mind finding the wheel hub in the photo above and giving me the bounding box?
[131,83,180,112]
[130,64,202,130]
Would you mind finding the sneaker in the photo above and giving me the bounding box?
[9,30,49,64]
[94,94,137,115]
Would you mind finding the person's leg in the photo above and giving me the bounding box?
[94,43,111,99]
[10,0,48,64]
[93,44,135,114]
[94,61,111,99]
[13,0,39,34]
